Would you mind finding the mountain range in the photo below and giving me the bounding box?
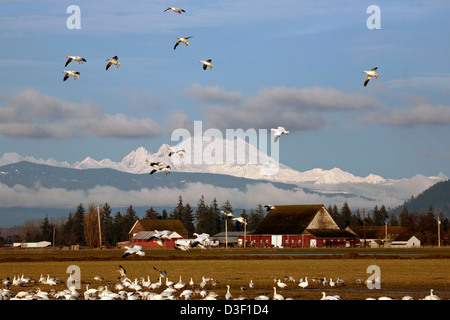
[0,137,447,227]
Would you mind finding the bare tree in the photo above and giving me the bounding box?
[84,204,102,248]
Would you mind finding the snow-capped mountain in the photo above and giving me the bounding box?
[0,137,445,186]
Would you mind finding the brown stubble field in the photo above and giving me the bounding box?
[0,247,449,300]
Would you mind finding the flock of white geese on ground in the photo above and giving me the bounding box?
[0,269,444,300]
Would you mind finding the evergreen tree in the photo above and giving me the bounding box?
[102,203,114,247]
[340,202,352,228]
[171,196,184,220]
[72,204,85,245]
[111,211,124,244]
[210,198,221,235]
[161,209,168,220]
[181,203,196,237]
[196,195,218,234]
[352,209,363,226]
[122,205,138,241]
[389,213,399,226]
[144,207,160,219]
[221,200,235,232]
[41,215,53,243]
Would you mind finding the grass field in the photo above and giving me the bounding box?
[1,247,449,300]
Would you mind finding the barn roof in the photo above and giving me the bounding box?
[253,204,326,235]
[132,219,188,237]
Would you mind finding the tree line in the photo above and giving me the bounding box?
[1,200,448,247]
[327,202,449,245]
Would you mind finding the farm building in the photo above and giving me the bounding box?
[13,241,51,248]
[242,205,360,248]
[347,225,421,248]
[128,219,188,249]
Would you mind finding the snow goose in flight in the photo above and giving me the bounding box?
[174,36,192,50]
[200,59,214,70]
[62,70,80,81]
[264,204,276,212]
[150,165,171,175]
[153,266,167,278]
[168,147,185,158]
[106,56,120,70]
[65,56,86,67]
[164,6,185,15]
[363,67,379,87]
[122,245,145,258]
[270,126,289,142]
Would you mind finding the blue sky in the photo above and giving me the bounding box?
[1,0,450,180]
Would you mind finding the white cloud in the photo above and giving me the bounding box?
[371,104,450,127]
[0,88,164,139]
[184,85,380,131]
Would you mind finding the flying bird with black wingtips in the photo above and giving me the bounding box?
[153,266,167,278]
[174,36,193,50]
[200,59,214,70]
[363,67,379,87]
[65,56,86,67]
[62,70,80,81]
[106,56,120,70]
[122,245,145,258]
[164,6,185,14]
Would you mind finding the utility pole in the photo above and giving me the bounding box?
[363,208,366,248]
[97,205,102,250]
[438,217,441,248]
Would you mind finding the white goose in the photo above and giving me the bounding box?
[363,67,379,87]
[273,287,284,300]
[423,289,441,300]
[270,126,289,142]
[168,147,185,158]
[277,279,288,289]
[65,56,86,67]
[298,277,309,288]
[106,56,120,70]
[122,245,145,258]
[174,36,192,50]
[200,59,214,70]
[164,6,185,15]
[62,70,80,81]
[225,285,232,300]
[321,292,340,300]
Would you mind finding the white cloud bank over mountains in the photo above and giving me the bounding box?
[0,138,446,211]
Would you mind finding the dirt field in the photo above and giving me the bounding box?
[1,247,449,301]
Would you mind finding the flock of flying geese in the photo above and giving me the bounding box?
[1,268,443,300]
[62,6,215,82]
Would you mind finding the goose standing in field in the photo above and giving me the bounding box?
[65,56,86,67]
[298,277,309,289]
[200,59,214,70]
[270,126,289,142]
[174,36,193,50]
[164,6,185,15]
[249,279,255,289]
[106,56,120,70]
[62,70,80,81]
[363,67,379,87]
[273,287,284,300]
[329,278,336,287]
[225,285,232,300]
[122,245,145,258]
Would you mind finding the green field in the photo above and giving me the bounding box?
[1,247,449,300]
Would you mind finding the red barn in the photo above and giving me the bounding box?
[242,204,359,248]
[128,219,188,249]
